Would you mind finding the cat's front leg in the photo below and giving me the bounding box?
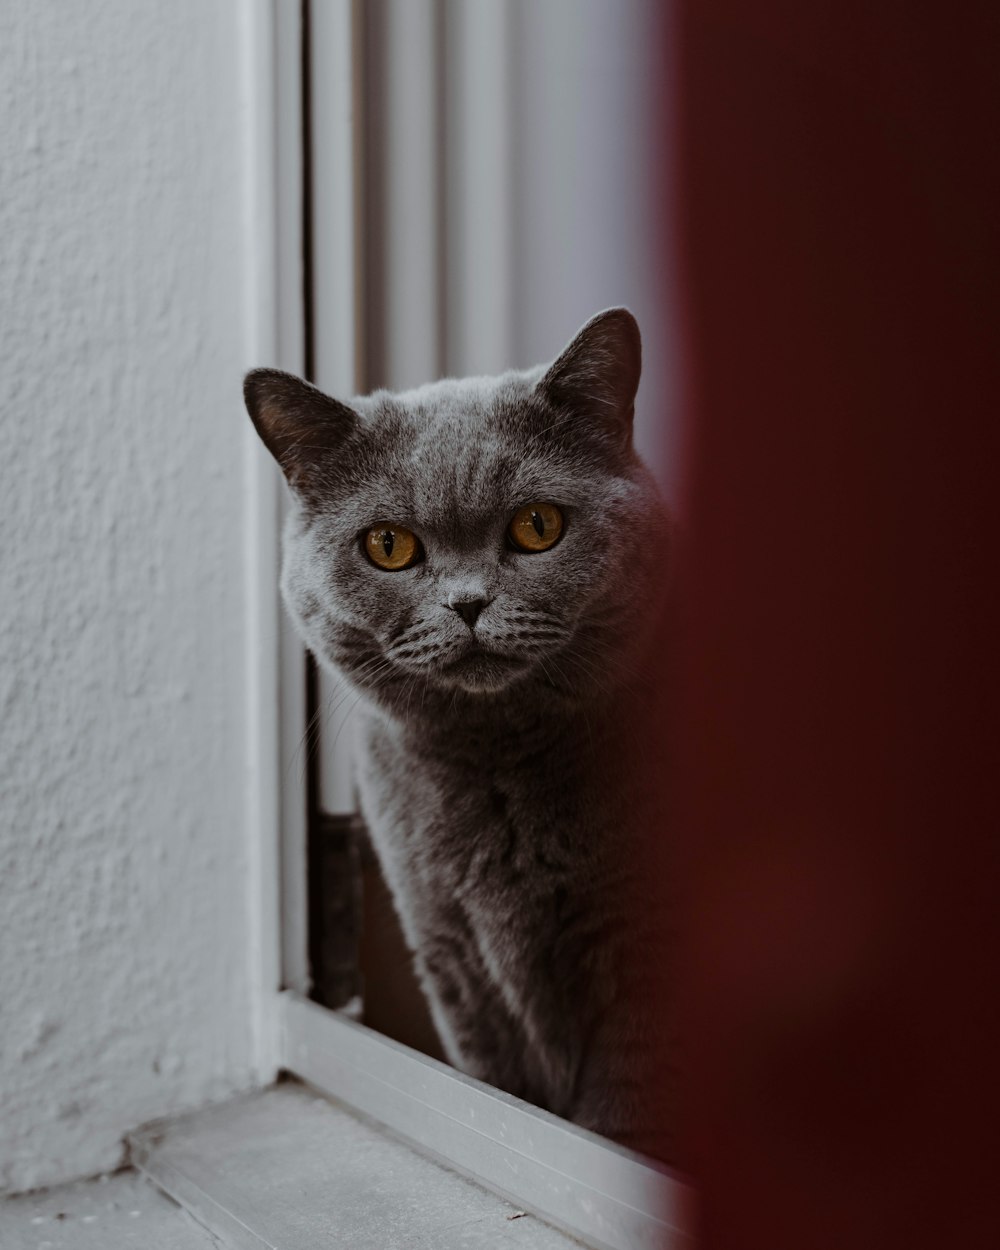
[569,995,679,1162]
[410,917,551,1105]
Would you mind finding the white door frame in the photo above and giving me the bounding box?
[243,4,693,1246]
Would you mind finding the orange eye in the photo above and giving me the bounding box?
[508,503,564,553]
[365,524,421,571]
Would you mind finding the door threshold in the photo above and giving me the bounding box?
[128,1081,587,1249]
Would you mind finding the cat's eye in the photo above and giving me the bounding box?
[507,502,564,553]
[364,524,422,571]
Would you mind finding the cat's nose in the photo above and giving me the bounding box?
[447,596,490,629]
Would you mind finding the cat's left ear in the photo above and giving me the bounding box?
[537,308,642,451]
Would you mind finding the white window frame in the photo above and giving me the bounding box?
[245,4,693,1247]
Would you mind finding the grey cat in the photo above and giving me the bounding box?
[244,309,674,1158]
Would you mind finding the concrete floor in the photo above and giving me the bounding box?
[0,1171,220,1250]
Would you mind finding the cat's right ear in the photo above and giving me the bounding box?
[537,308,642,454]
[243,368,360,493]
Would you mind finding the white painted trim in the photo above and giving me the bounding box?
[241,0,311,1063]
[311,0,364,818]
[280,991,695,1250]
[272,0,311,997]
[241,0,283,1084]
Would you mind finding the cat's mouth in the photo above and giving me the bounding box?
[438,646,528,694]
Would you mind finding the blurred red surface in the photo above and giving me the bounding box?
[663,3,1000,1246]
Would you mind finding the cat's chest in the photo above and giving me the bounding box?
[354,710,612,902]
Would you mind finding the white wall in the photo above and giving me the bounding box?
[0,2,260,1192]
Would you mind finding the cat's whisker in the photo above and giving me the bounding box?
[285,696,326,786]
[328,687,371,760]
[319,656,396,730]
[534,654,568,697]
[402,671,421,723]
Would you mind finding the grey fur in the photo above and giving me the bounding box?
[245,309,674,1157]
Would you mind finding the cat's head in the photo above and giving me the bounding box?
[244,309,669,714]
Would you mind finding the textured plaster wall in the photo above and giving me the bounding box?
[0,2,257,1192]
